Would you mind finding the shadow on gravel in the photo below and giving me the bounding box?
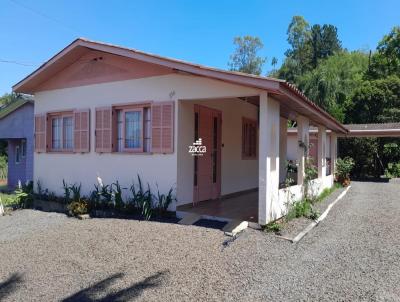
[62,270,168,302]
[0,273,24,300]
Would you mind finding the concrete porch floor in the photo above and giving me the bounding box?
[176,191,258,223]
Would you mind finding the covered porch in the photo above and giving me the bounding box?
[175,86,347,226]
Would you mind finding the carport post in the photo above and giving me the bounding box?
[330,133,337,176]
[279,117,288,183]
[258,92,280,225]
[318,125,327,178]
[297,115,310,186]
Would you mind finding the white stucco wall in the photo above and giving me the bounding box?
[176,98,259,205]
[34,73,261,202]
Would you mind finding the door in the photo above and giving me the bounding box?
[193,105,221,203]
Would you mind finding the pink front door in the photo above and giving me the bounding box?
[193,105,222,203]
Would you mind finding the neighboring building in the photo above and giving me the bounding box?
[13,38,348,225]
[0,99,34,189]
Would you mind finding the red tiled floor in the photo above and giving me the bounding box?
[177,191,258,222]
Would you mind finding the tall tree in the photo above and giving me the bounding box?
[309,24,342,68]
[228,36,266,75]
[367,26,400,79]
[298,51,369,121]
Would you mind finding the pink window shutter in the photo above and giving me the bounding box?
[161,102,174,153]
[151,101,174,154]
[34,114,46,153]
[74,109,90,153]
[95,107,112,153]
[151,104,162,153]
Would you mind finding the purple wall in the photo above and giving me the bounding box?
[7,139,27,188]
[0,102,34,189]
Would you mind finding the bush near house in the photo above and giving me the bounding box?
[335,157,355,186]
[384,162,400,178]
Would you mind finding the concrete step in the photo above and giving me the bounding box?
[223,220,248,236]
[178,213,201,225]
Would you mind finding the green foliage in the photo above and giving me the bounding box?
[274,16,342,83]
[228,36,266,75]
[385,162,400,178]
[14,181,34,208]
[367,26,400,79]
[347,76,400,123]
[130,175,153,220]
[62,179,71,204]
[263,221,282,233]
[286,200,319,221]
[155,186,175,216]
[112,181,124,210]
[297,51,369,121]
[68,200,89,216]
[335,157,355,185]
[0,155,7,180]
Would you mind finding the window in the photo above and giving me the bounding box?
[242,118,257,159]
[21,140,26,157]
[115,106,151,153]
[15,145,21,164]
[50,112,74,151]
[95,102,174,154]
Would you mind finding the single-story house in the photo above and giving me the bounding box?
[0,99,34,189]
[13,38,349,225]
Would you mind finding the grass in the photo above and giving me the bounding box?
[286,182,343,222]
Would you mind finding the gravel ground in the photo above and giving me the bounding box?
[0,181,399,301]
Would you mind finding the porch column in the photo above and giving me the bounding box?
[317,125,327,178]
[258,92,280,225]
[297,115,310,186]
[279,117,287,183]
[330,133,337,176]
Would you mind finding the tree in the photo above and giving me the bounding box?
[367,26,400,79]
[297,51,369,121]
[228,36,266,75]
[309,24,342,68]
[347,75,400,124]
[0,93,21,107]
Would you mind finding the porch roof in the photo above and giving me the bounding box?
[12,38,347,134]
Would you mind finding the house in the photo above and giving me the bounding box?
[0,99,34,189]
[12,38,348,225]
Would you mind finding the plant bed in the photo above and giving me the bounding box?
[278,185,346,239]
[89,209,180,224]
[32,199,68,213]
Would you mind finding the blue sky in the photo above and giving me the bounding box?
[1,0,399,95]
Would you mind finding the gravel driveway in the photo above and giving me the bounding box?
[0,181,399,301]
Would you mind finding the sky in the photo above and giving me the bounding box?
[0,0,399,95]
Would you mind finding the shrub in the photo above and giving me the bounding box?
[384,162,400,178]
[335,157,355,186]
[263,222,282,233]
[130,175,153,220]
[68,200,89,216]
[14,181,34,208]
[155,186,176,217]
[286,199,319,221]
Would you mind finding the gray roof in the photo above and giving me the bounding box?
[345,123,400,131]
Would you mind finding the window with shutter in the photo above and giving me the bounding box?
[242,117,257,159]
